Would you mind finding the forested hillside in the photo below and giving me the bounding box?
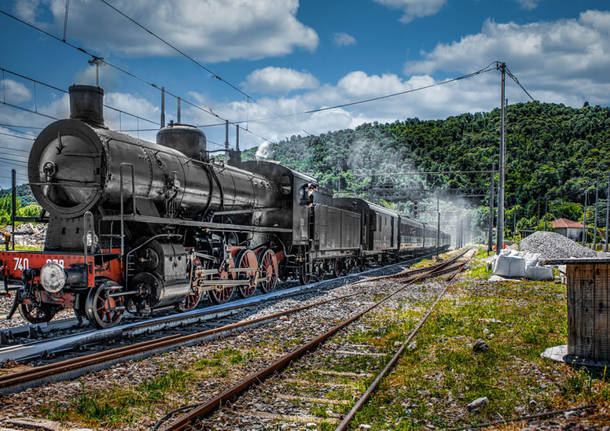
[263,102,609,236]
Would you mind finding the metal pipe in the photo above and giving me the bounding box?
[224,120,229,152]
[160,87,165,128]
[119,163,135,257]
[235,124,240,151]
[177,97,181,123]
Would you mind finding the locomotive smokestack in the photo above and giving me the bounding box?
[69,85,105,127]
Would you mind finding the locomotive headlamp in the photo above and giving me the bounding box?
[40,262,66,293]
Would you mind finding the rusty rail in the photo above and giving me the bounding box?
[0,292,364,392]
[158,249,471,431]
[0,254,442,392]
[335,249,475,431]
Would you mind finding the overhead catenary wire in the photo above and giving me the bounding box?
[0,123,45,130]
[0,131,35,141]
[0,9,282,142]
[228,63,499,126]
[97,0,253,101]
[0,155,29,164]
[0,100,59,121]
[505,64,536,102]
[0,66,159,126]
[0,9,277,145]
[0,145,31,154]
[0,8,534,148]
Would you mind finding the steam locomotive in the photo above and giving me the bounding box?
[0,85,450,328]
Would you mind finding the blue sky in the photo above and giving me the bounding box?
[0,0,609,186]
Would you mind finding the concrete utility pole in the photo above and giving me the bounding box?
[488,163,494,254]
[606,174,609,252]
[582,188,588,246]
[593,182,599,250]
[436,193,440,260]
[496,62,506,254]
[11,169,16,251]
[513,206,517,235]
[544,197,548,231]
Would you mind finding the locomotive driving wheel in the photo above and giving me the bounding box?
[85,280,125,329]
[258,248,278,293]
[209,259,235,304]
[237,249,258,298]
[176,289,201,312]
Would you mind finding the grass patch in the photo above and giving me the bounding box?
[42,368,195,427]
[345,253,610,430]
[38,347,262,428]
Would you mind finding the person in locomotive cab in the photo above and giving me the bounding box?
[300,183,316,207]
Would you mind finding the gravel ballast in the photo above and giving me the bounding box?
[520,231,601,260]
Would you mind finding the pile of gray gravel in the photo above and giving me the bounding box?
[520,231,599,259]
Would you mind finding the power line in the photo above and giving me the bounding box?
[1,100,59,120]
[0,154,28,163]
[233,63,498,125]
[97,0,252,101]
[355,170,493,176]
[0,145,31,154]
[0,131,35,141]
[0,123,45,130]
[1,65,159,126]
[504,64,536,102]
[0,9,277,144]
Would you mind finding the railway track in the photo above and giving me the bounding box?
[0,254,434,394]
[154,249,474,431]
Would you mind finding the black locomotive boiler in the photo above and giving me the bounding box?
[0,85,450,328]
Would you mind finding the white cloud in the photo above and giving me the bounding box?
[374,0,446,23]
[17,0,318,63]
[242,67,319,94]
[515,0,539,10]
[13,0,43,23]
[0,79,33,104]
[184,69,503,150]
[333,32,357,46]
[405,10,610,106]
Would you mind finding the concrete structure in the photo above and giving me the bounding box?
[552,218,584,241]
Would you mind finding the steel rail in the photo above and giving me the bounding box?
[0,291,361,392]
[0,253,433,357]
[0,254,440,392]
[335,249,475,431]
[159,249,470,431]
